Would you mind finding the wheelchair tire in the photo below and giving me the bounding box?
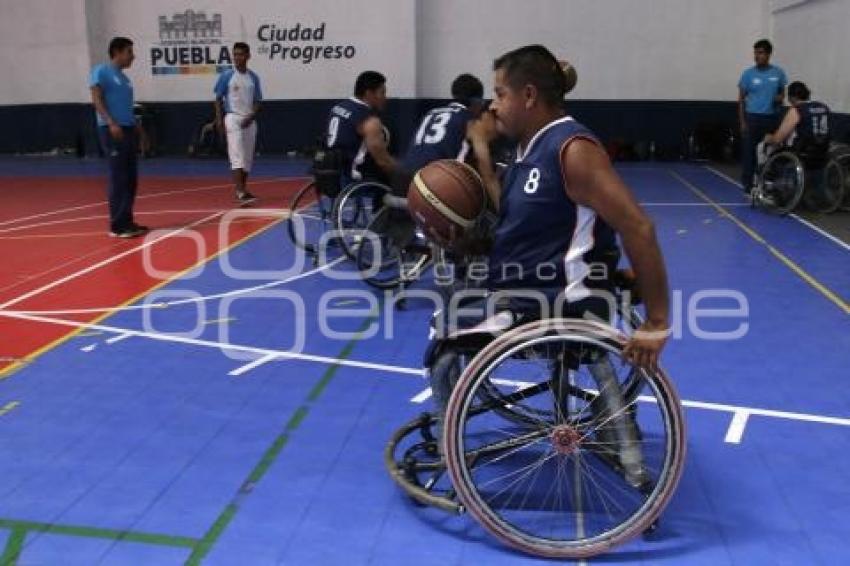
[286,182,334,257]
[834,152,850,211]
[801,159,845,214]
[758,151,805,216]
[333,181,391,260]
[356,207,432,289]
[443,318,686,559]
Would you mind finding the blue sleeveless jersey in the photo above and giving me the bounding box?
[325,97,378,181]
[487,116,619,301]
[793,101,830,149]
[402,102,472,173]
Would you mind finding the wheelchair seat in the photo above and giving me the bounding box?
[311,147,345,198]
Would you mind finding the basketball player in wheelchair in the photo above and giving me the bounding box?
[426,42,671,438]
[287,71,397,258]
[383,46,684,558]
[753,81,844,214]
[353,74,493,290]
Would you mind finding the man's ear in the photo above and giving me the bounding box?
[524,84,537,110]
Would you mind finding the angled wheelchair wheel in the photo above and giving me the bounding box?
[802,159,845,214]
[757,151,805,215]
[333,181,390,260]
[443,318,686,559]
[356,207,431,289]
[834,152,850,211]
[286,182,335,258]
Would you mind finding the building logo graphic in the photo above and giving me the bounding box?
[151,10,232,76]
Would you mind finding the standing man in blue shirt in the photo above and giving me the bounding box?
[90,37,147,238]
[738,39,787,192]
[214,42,263,205]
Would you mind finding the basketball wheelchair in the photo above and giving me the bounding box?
[286,148,387,262]
[287,152,484,295]
[751,141,846,215]
[831,143,850,212]
[384,272,687,559]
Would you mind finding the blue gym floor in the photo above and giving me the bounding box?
[1,162,848,565]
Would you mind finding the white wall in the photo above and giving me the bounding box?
[417,0,768,101]
[771,0,850,112]
[0,0,91,104]
[10,0,850,109]
[84,0,417,102]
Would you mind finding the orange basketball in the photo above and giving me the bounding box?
[408,160,486,246]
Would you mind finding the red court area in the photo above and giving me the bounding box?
[0,174,307,374]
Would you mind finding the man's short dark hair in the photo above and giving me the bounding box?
[354,71,386,97]
[108,37,133,58]
[788,81,810,101]
[451,74,484,106]
[493,45,566,107]
[754,39,773,53]
[233,42,250,53]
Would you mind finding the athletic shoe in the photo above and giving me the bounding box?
[109,227,143,238]
[236,190,258,205]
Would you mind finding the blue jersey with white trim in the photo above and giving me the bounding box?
[325,97,381,181]
[793,100,830,148]
[402,102,472,173]
[487,116,618,300]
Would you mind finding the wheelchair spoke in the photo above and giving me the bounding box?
[444,326,685,556]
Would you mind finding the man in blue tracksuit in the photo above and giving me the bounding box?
[90,36,147,238]
[738,39,787,192]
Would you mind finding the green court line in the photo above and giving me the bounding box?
[0,316,378,564]
[0,519,197,549]
[185,316,377,565]
[307,322,373,402]
[0,527,26,566]
[184,504,237,566]
[242,406,309,487]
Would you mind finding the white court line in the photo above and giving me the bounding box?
[410,389,433,403]
[1,255,346,315]
[702,165,850,252]
[80,344,97,353]
[0,211,225,310]
[410,379,537,403]
[724,411,750,444]
[0,209,229,236]
[4,308,848,436]
[0,310,426,377]
[640,202,749,207]
[105,333,132,345]
[786,213,850,252]
[0,176,305,229]
[228,353,279,377]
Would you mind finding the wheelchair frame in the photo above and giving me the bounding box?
[384,278,687,559]
[752,145,846,215]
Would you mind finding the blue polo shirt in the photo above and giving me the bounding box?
[90,63,135,127]
[738,64,787,115]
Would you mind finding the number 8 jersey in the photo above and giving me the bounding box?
[488,116,619,301]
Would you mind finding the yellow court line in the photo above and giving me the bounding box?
[0,215,286,380]
[668,171,850,316]
[0,401,20,417]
